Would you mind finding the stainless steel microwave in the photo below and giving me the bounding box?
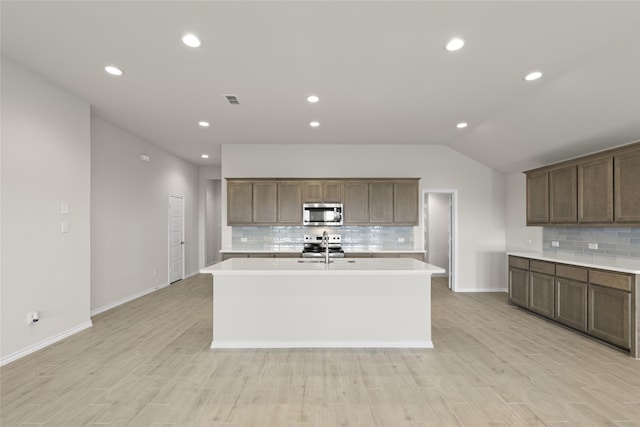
[302,203,343,226]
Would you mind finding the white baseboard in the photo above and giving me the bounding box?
[211,340,434,349]
[91,280,169,316]
[0,321,93,367]
[455,287,507,293]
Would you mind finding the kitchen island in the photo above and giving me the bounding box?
[200,258,445,349]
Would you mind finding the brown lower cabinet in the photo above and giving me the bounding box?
[555,276,588,332]
[508,255,638,357]
[529,260,555,318]
[588,269,633,349]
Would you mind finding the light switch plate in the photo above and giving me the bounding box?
[588,242,598,250]
[61,221,69,233]
[551,241,560,247]
[61,202,69,215]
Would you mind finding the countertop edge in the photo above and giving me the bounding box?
[220,249,427,254]
[507,251,640,274]
[201,258,445,276]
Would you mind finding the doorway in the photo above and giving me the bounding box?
[205,180,222,266]
[168,194,184,284]
[423,190,457,291]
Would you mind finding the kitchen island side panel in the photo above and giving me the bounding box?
[211,273,432,348]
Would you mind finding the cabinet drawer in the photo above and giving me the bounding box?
[589,270,632,292]
[556,264,588,282]
[530,260,555,275]
[509,256,530,270]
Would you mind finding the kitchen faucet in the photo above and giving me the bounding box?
[322,230,329,264]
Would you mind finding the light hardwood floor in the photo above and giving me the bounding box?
[1,274,639,426]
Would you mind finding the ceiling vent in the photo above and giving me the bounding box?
[224,94,240,105]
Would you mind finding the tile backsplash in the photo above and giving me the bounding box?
[543,226,640,259]
[232,226,416,251]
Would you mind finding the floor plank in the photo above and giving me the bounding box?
[1,274,639,426]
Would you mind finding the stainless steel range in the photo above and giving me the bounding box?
[301,233,345,258]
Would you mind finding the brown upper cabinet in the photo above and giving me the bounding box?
[525,141,640,226]
[578,156,613,223]
[277,181,303,224]
[393,181,420,225]
[227,180,253,224]
[227,178,420,226]
[614,146,640,223]
[369,182,395,224]
[526,171,549,224]
[303,180,343,203]
[252,181,278,224]
[343,181,369,224]
[549,165,577,223]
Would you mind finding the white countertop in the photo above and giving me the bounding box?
[508,251,640,274]
[220,248,426,254]
[201,257,445,276]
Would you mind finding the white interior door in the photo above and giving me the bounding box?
[169,194,184,283]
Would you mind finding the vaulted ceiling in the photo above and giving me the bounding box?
[2,1,639,174]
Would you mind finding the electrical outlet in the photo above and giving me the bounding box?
[397,237,405,243]
[27,311,39,325]
[588,242,598,250]
[241,237,248,242]
[551,241,560,247]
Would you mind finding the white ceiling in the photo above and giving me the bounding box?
[2,1,639,174]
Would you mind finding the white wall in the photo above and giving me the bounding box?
[91,116,199,314]
[1,58,91,364]
[222,144,507,291]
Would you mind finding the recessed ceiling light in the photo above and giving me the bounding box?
[446,38,465,52]
[310,121,320,127]
[307,95,319,103]
[201,154,209,159]
[104,65,123,76]
[524,71,543,81]
[182,33,201,48]
[198,121,210,127]
[456,122,468,129]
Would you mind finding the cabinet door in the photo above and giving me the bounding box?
[303,181,323,203]
[304,180,343,203]
[343,182,369,224]
[252,182,277,224]
[549,165,577,223]
[369,182,394,224]
[529,272,555,318]
[278,181,302,224]
[526,171,549,224]
[588,284,631,349]
[227,181,253,225]
[394,181,419,225]
[323,181,343,202]
[578,157,613,223]
[555,277,587,332]
[509,267,529,308]
[614,147,640,223]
